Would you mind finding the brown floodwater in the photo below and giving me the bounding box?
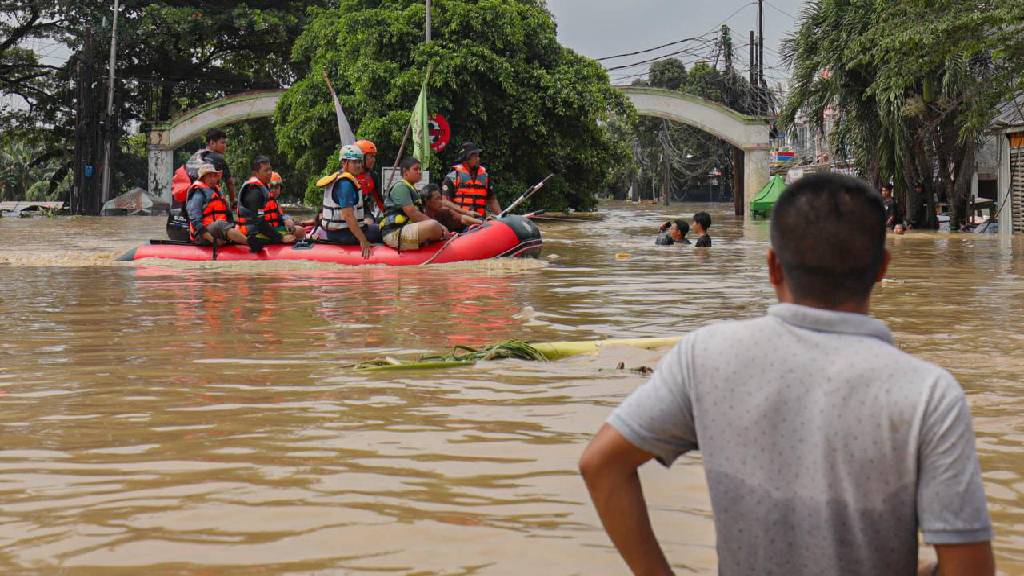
[0,202,1021,575]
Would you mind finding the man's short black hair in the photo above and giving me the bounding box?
[771,173,886,306]
[881,182,894,191]
[206,128,227,144]
[252,155,271,172]
[693,211,711,231]
[400,156,420,173]
[673,219,689,237]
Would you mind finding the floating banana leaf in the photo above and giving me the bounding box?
[354,337,681,372]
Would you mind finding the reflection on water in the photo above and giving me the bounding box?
[0,204,1021,574]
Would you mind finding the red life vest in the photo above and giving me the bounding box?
[236,177,284,236]
[356,172,384,214]
[187,183,230,242]
[452,163,489,217]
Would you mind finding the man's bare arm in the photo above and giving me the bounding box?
[579,424,673,576]
[487,194,501,217]
[926,541,995,576]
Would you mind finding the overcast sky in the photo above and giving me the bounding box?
[547,0,805,86]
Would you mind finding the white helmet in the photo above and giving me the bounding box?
[339,144,364,162]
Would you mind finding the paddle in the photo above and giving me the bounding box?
[498,174,554,218]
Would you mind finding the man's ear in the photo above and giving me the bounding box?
[767,249,785,287]
[875,249,892,283]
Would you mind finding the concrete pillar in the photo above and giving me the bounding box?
[997,133,1012,244]
[743,147,770,218]
[148,144,174,204]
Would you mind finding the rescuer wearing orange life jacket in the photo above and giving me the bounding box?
[237,156,299,251]
[267,171,306,241]
[442,142,501,219]
[354,139,384,223]
[185,163,248,246]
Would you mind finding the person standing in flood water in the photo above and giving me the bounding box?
[692,211,712,247]
[580,173,994,576]
[655,219,690,246]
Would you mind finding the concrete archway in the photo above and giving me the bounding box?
[148,86,770,212]
[615,85,771,213]
[147,90,286,201]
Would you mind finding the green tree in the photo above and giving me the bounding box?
[0,1,64,121]
[275,0,632,212]
[649,59,688,91]
[0,138,69,201]
[783,0,1024,229]
[5,1,329,205]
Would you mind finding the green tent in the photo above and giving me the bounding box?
[750,174,787,218]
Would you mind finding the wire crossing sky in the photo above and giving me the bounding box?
[547,0,803,85]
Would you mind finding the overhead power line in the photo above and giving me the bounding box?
[764,0,797,20]
[596,1,756,63]
[604,42,717,72]
[596,34,715,62]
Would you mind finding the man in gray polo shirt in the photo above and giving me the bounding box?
[580,174,994,576]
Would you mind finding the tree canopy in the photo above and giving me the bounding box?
[275,0,632,211]
[782,0,1024,228]
[1,1,328,205]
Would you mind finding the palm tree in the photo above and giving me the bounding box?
[0,139,64,202]
[781,0,1022,229]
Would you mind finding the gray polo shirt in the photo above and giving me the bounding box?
[609,303,991,576]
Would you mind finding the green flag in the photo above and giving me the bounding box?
[411,66,432,170]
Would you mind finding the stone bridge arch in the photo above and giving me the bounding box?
[615,85,771,214]
[148,86,770,214]
[147,90,286,201]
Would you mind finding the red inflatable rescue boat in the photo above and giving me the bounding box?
[118,215,542,266]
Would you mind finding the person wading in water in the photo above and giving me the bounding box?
[580,173,994,576]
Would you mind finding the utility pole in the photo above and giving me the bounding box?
[757,0,766,115]
[749,31,756,87]
[425,0,431,42]
[626,139,634,201]
[659,122,670,206]
[99,0,120,205]
[733,148,744,216]
[73,27,99,215]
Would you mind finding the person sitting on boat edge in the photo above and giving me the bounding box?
[185,163,248,247]
[317,144,382,260]
[442,142,501,219]
[381,157,449,250]
[355,139,384,223]
[692,211,712,247]
[422,184,482,233]
[237,156,298,251]
[655,219,690,246]
[267,171,307,241]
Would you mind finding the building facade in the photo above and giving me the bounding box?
[976,96,1024,238]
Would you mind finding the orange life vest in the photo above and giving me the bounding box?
[187,183,230,242]
[236,177,284,236]
[356,172,384,214]
[452,163,490,217]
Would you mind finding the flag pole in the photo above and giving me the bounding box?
[386,0,432,192]
[426,0,432,43]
